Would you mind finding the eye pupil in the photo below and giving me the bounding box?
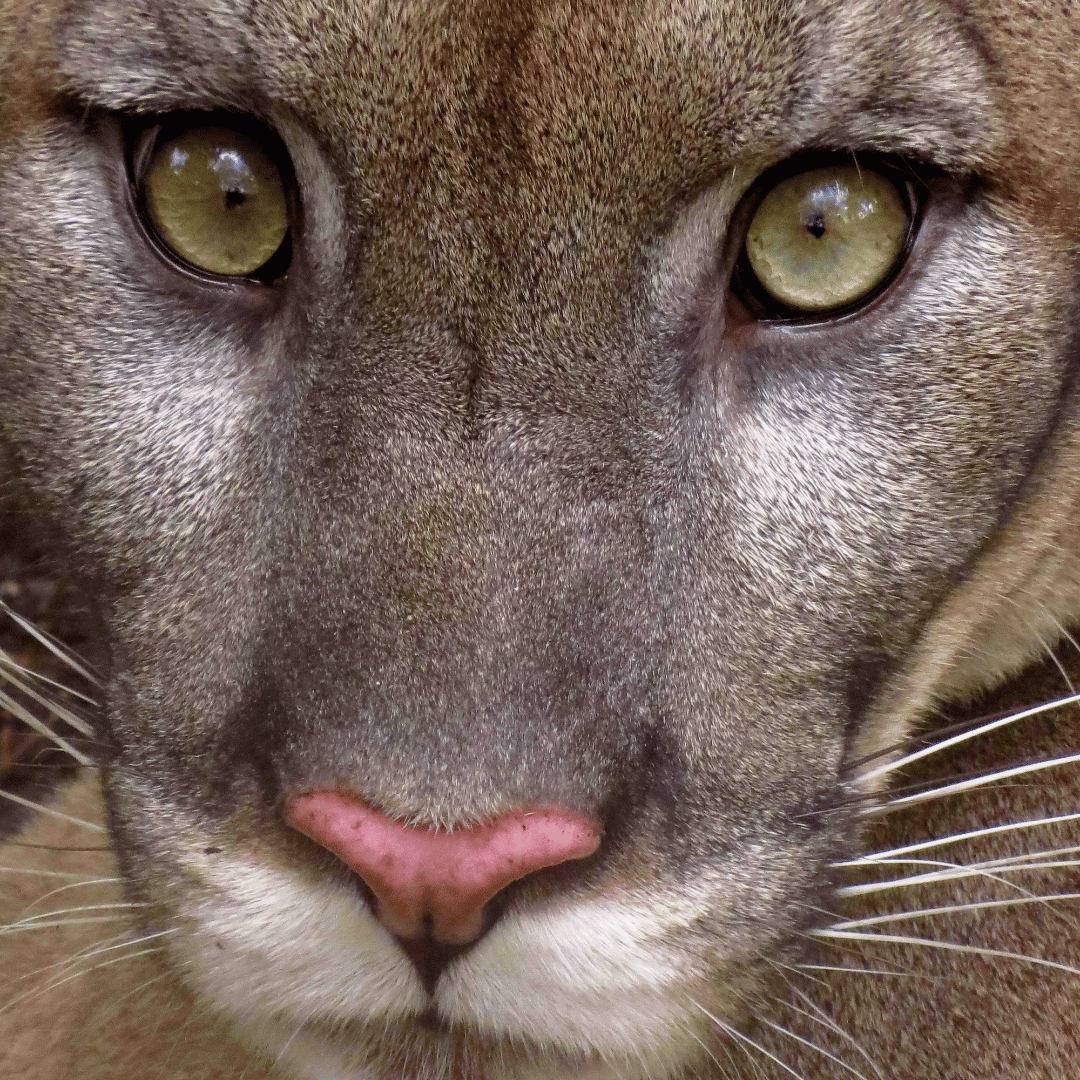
[742,163,908,315]
[141,124,290,279]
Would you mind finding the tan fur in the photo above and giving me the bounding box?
[2,0,1080,1076]
[0,780,276,1078]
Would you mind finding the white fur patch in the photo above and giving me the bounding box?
[439,897,705,1056]
[177,857,427,1022]
[169,855,714,1077]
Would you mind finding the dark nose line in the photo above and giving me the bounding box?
[283,789,602,986]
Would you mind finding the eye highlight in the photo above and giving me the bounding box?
[741,164,909,315]
[141,125,290,279]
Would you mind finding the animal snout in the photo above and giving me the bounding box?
[284,791,601,947]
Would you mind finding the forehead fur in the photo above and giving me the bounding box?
[49,0,999,167]
[54,0,996,157]
[37,0,1007,340]
[2,0,1076,219]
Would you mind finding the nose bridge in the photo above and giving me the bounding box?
[364,445,650,676]
[268,417,659,821]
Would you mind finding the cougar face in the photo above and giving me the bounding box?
[1,0,1079,1077]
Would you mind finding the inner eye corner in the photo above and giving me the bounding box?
[127,111,297,285]
[728,152,923,325]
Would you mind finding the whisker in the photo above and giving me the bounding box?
[872,843,1080,869]
[0,788,106,831]
[757,1016,871,1080]
[794,962,931,979]
[847,704,1023,775]
[4,901,148,928]
[15,876,137,915]
[0,684,93,764]
[768,979,886,1079]
[0,599,101,687]
[686,1032,738,1080]
[869,752,1080,814]
[795,928,925,979]
[829,893,1080,930]
[109,969,172,1007]
[0,660,97,738]
[857,692,1080,787]
[835,810,1080,865]
[1036,630,1076,694]
[7,841,111,851]
[766,957,830,989]
[0,944,167,1018]
[811,928,1080,977]
[834,857,1076,899]
[0,915,138,934]
[0,866,117,879]
[1042,610,1080,662]
[691,1001,807,1080]
[16,928,174,984]
[0,659,96,736]
[0,650,98,707]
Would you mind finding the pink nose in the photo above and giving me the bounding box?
[284,791,601,945]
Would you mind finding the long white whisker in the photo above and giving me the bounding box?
[774,982,886,1079]
[5,902,147,927]
[0,944,167,1018]
[757,1016,870,1080]
[767,957,830,989]
[0,650,98,707]
[835,857,1033,899]
[811,928,1080,977]
[0,788,106,831]
[110,970,171,1008]
[1043,610,1080,662]
[686,1032,738,1080]
[16,929,175,984]
[691,1001,807,1080]
[794,963,930,979]
[869,752,1080,814]
[0,867,117,879]
[797,927,928,980]
[1039,633,1076,693]
[0,685,93,763]
[830,893,1080,930]
[857,691,1080,786]
[867,843,1080,870]
[841,860,1080,897]
[836,811,1080,865]
[0,915,138,934]
[837,851,1080,898]
[0,600,100,687]
[0,658,96,735]
[16,877,129,914]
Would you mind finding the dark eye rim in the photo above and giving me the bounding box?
[125,111,298,286]
[727,151,933,325]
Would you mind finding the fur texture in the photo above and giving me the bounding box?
[1,0,1079,1076]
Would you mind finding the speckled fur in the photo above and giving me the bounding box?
[1,0,1079,1077]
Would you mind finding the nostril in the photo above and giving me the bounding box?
[283,791,602,949]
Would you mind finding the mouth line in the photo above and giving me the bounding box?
[298,1009,605,1063]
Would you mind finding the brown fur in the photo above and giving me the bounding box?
[2,0,1080,1077]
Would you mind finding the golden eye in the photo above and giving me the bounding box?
[143,126,289,278]
[744,164,907,314]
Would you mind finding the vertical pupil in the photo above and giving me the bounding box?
[805,212,826,239]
